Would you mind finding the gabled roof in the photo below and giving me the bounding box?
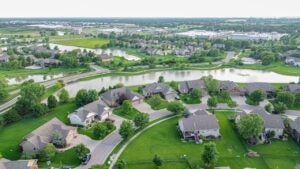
[72,100,110,121]
[245,83,275,93]
[180,114,219,132]
[250,107,284,129]
[284,84,300,92]
[220,81,240,91]
[0,160,38,169]
[143,83,176,95]
[179,80,205,93]
[101,87,143,103]
[21,118,76,150]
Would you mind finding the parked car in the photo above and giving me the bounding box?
[81,154,92,165]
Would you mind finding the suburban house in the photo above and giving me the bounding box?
[101,87,144,107]
[68,99,111,127]
[37,58,61,68]
[244,83,275,96]
[178,110,220,141]
[212,43,225,49]
[220,81,243,95]
[289,117,300,144]
[20,118,77,154]
[0,53,9,63]
[98,53,113,62]
[143,82,178,101]
[285,57,300,67]
[283,84,300,93]
[236,108,284,138]
[0,159,38,169]
[178,80,206,94]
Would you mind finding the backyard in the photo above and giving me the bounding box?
[0,103,77,160]
[119,111,300,169]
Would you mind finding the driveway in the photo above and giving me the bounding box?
[231,96,270,113]
[133,102,155,114]
[149,109,172,121]
[78,132,122,169]
[59,134,99,152]
[184,104,208,113]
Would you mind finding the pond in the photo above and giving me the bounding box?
[49,43,141,61]
[7,74,64,85]
[64,68,298,97]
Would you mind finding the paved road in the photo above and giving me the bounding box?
[0,65,109,113]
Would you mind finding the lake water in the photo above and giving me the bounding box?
[7,74,64,85]
[64,68,299,97]
[49,43,141,61]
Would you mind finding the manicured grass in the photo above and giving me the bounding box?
[227,62,300,76]
[38,147,82,168]
[0,103,76,160]
[99,57,137,70]
[0,67,90,78]
[290,102,300,110]
[78,122,116,140]
[119,111,300,169]
[113,107,142,120]
[145,95,169,110]
[179,94,201,104]
[54,38,109,49]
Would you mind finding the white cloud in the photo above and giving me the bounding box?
[0,0,299,17]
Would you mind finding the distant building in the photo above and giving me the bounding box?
[98,53,113,62]
[0,52,9,63]
[244,83,275,96]
[283,84,300,93]
[289,117,300,144]
[37,58,61,68]
[285,57,300,67]
[73,27,82,35]
[143,83,178,101]
[178,80,206,94]
[212,43,225,49]
[0,159,38,169]
[101,87,144,107]
[220,81,243,95]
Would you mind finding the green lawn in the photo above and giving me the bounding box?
[53,38,109,49]
[119,111,300,169]
[145,95,169,110]
[179,94,201,104]
[0,67,90,78]
[227,62,300,76]
[38,147,81,168]
[0,103,76,160]
[113,107,142,120]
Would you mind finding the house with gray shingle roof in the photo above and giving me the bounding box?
[179,111,220,140]
[143,83,178,101]
[252,108,284,138]
[68,99,111,127]
[289,117,300,144]
[283,84,300,93]
[0,52,9,63]
[20,118,77,154]
[101,87,144,107]
[0,159,38,169]
[244,83,275,96]
[236,107,284,138]
[220,81,243,95]
[178,80,206,94]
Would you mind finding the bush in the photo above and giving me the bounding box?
[93,123,109,139]
[227,100,237,108]
[39,143,56,162]
[3,109,21,124]
[21,153,36,160]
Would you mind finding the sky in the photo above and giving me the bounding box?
[0,0,300,18]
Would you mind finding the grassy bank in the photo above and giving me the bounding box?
[53,38,109,48]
